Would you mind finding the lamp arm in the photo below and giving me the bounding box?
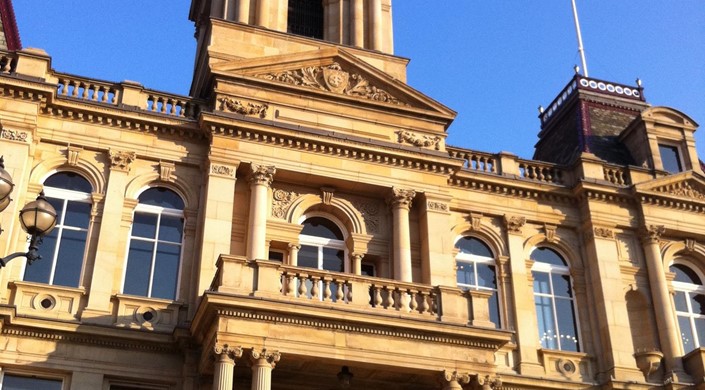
[0,234,43,268]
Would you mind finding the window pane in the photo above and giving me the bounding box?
[535,296,558,350]
[691,293,705,315]
[301,217,344,240]
[139,188,184,209]
[659,144,683,173]
[551,274,573,298]
[555,298,580,352]
[361,264,375,276]
[48,197,65,219]
[533,272,551,294]
[477,264,496,289]
[52,229,87,287]
[489,291,501,329]
[456,237,493,257]
[132,213,157,238]
[671,264,702,284]
[63,201,91,229]
[45,172,92,193]
[25,232,57,284]
[456,262,474,286]
[674,291,689,312]
[695,318,705,348]
[322,248,344,272]
[124,240,154,297]
[531,247,566,266]
[151,243,180,300]
[298,245,318,269]
[158,215,183,243]
[2,375,63,390]
[679,315,695,352]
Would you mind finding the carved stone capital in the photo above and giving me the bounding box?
[213,343,243,363]
[472,374,502,390]
[441,370,470,389]
[108,150,136,172]
[249,164,276,187]
[288,243,301,251]
[387,187,416,210]
[503,215,526,235]
[250,348,281,368]
[640,225,666,245]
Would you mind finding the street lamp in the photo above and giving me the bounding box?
[0,156,57,268]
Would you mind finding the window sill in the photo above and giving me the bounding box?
[9,281,86,322]
[538,348,593,381]
[112,294,183,333]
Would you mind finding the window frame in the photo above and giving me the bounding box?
[121,188,185,301]
[671,261,705,353]
[454,236,501,328]
[0,371,66,390]
[531,247,582,352]
[658,141,685,173]
[297,214,349,273]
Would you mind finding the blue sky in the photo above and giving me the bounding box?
[13,1,704,160]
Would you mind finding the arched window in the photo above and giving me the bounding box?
[24,172,93,287]
[531,247,580,352]
[671,262,705,352]
[287,0,324,39]
[123,187,184,300]
[455,237,500,328]
[298,216,346,272]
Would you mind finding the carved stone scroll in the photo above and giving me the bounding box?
[396,130,441,150]
[256,62,407,106]
[471,374,502,390]
[250,348,281,368]
[219,97,268,118]
[272,188,299,219]
[213,343,243,363]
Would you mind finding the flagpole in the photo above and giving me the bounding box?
[571,0,589,77]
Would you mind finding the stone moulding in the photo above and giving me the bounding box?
[218,97,268,118]
[256,62,408,106]
[396,130,441,150]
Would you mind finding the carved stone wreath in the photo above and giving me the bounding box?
[396,130,441,150]
[218,97,268,118]
[256,62,408,106]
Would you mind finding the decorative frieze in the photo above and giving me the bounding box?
[218,97,268,118]
[0,128,28,142]
[387,187,416,210]
[396,130,441,150]
[503,215,526,235]
[427,201,449,212]
[655,181,705,201]
[108,150,136,172]
[210,164,236,178]
[249,164,276,186]
[256,62,407,106]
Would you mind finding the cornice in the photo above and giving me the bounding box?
[215,307,505,350]
[449,173,575,204]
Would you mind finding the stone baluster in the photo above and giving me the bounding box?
[387,187,416,282]
[213,344,243,390]
[246,164,276,260]
[250,348,281,390]
[640,225,686,378]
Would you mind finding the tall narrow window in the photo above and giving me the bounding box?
[659,144,683,173]
[671,263,705,352]
[287,0,324,39]
[455,237,500,328]
[532,247,580,352]
[123,188,184,300]
[24,172,92,287]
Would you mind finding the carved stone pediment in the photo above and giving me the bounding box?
[642,177,705,202]
[256,61,408,106]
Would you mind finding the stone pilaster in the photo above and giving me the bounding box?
[246,164,275,260]
[213,344,243,390]
[387,187,415,282]
[250,348,280,390]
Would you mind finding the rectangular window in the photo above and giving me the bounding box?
[659,144,683,173]
[0,374,62,390]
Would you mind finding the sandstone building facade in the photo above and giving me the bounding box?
[0,1,704,389]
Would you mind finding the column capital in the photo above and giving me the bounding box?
[386,187,416,210]
[214,343,243,363]
[288,243,301,250]
[249,164,276,187]
[250,348,281,368]
[503,215,526,235]
[471,374,502,390]
[441,370,470,390]
[108,149,136,172]
[640,225,666,245]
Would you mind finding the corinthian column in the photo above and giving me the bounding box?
[247,164,276,260]
[387,188,415,282]
[250,348,281,390]
[641,225,685,377]
[213,344,243,390]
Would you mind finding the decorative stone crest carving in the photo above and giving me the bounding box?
[0,129,28,142]
[641,225,666,244]
[218,97,268,118]
[396,130,441,150]
[471,374,502,390]
[427,201,449,212]
[66,146,82,166]
[387,188,416,210]
[272,188,299,219]
[250,348,281,368]
[249,164,276,186]
[108,150,136,172]
[210,164,236,178]
[503,215,526,234]
[257,62,407,106]
[159,161,175,182]
[593,227,615,239]
[351,198,380,233]
[213,343,243,362]
[321,187,335,205]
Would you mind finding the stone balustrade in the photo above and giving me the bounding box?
[57,74,120,105]
[212,255,489,326]
[603,165,630,186]
[448,147,498,174]
[517,159,564,184]
[0,50,17,74]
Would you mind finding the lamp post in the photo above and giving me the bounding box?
[0,156,57,268]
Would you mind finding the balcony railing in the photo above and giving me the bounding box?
[211,255,494,327]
